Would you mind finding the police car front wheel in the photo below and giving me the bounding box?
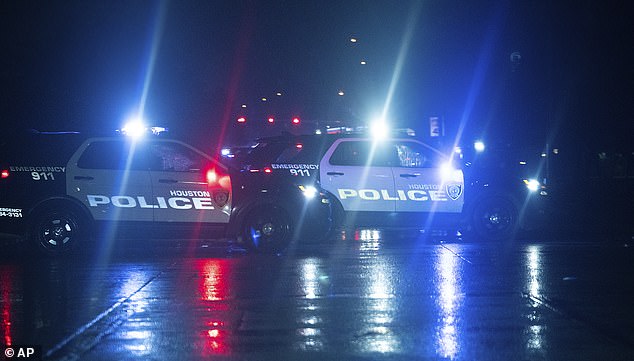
[242,206,293,253]
[29,209,88,255]
[470,196,519,241]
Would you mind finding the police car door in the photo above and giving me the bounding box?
[148,140,231,224]
[392,140,464,213]
[67,138,154,221]
[320,139,396,212]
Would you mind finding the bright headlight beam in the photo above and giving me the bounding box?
[523,179,540,192]
[299,185,318,199]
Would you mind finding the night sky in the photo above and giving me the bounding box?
[1,1,632,152]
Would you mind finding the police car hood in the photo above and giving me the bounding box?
[231,164,320,188]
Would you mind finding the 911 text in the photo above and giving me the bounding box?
[31,172,55,181]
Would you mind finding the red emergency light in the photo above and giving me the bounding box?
[206,169,231,190]
[292,117,300,125]
[237,116,247,123]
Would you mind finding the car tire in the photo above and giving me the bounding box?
[469,195,519,241]
[242,205,293,253]
[28,207,89,255]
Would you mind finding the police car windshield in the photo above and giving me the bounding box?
[246,142,291,165]
[245,139,322,166]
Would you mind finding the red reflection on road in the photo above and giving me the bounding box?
[202,320,227,354]
[1,266,14,346]
[197,259,230,302]
[195,259,231,356]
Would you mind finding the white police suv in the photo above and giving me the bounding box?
[319,137,464,226]
[1,130,232,254]
[224,131,466,233]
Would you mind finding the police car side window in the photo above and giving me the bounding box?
[77,141,149,170]
[148,143,206,172]
[394,142,440,168]
[329,141,397,167]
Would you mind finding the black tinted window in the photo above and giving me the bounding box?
[77,140,149,170]
[275,141,324,163]
[329,141,397,167]
[246,142,291,165]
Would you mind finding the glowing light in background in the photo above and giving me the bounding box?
[473,140,485,153]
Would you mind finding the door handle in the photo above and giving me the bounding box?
[74,176,94,181]
[159,179,178,184]
[400,174,418,178]
[327,172,344,176]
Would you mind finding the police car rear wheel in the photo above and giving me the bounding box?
[243,206,293,253]
[30,209,87,254]
[471,196,518,241]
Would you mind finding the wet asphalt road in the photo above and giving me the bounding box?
[1,230,634,361]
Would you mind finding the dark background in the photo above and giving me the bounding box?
[1,1,632,153]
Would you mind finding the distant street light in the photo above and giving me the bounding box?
[360,60,367,65]
[350,37,358,43]
[338,90,345,96]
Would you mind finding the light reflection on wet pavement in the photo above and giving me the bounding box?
[1,231,634,360]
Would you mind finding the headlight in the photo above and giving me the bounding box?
[298,185,318,199]
[523,178,540,192]
[440,162,463,182]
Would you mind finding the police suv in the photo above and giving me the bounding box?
[224,130,548,240]
[0,130,233,254]
[224,130,467,234]
[0,130,333,254]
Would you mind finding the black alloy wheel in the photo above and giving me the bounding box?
[243,206,293,253]
[29,209,86,255]
[470,196,519,241]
